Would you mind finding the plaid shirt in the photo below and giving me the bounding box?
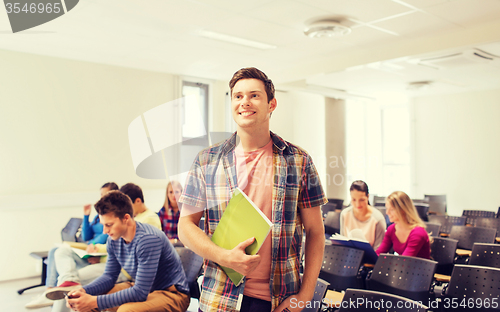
[158,205,180,239]
[179,132,327,312]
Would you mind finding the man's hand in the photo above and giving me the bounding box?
[66,288,98,312]
[65,287,85,309]
[221,237,261,276]
[273,292,310,312]
[86,244,97,253]
[83,204,92,216]
[86,256,100,264]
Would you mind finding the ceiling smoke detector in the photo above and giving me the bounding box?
[304,20,351,38]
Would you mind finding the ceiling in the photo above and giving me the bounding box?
[1,0,500,99]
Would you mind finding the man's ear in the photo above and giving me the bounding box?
[123,213,132,223]
[134,198,142,205]
[269,98,277,112]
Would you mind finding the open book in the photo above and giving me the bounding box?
[63,242,107,259]
[211,187,273,286]
[329,232,378,264]
[70,247,107,259]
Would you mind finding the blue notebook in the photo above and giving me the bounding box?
[329,234,379,264]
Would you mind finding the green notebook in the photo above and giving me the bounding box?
[70,247,107,259]
[211,187,273,286]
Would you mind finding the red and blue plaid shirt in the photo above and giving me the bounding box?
[179,132,327,311]
[158,205,180,240]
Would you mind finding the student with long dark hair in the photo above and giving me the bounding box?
[340,180,386,249]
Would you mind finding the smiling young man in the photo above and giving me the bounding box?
[64,190,189,312]
[178,67,327,312]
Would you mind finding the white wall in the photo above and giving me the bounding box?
[412,88,500,216]
[0,49,179,195]
[270,90,327,193]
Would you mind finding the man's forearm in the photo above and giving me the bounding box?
[178,216,229,266]
[300,225,325,300]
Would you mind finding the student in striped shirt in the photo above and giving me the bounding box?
[64,190,190,312]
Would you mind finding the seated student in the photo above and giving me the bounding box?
[340,180,386,250]
[119,183,162,230]
[158,181,182,245]
[64,190,190,312]
[46,183,163,309]
[25,182,118,310]
[376,191,430,259]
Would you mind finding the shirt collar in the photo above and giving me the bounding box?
[221,131,288,155]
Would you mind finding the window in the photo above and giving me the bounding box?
[345,99,383,199]
[381,104,411,195]
[181,81,209,145]
[344,97,411,200]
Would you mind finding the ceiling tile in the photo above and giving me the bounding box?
[244,0,327,31]
[205,14,301,46]
[372,11,457,37]
[257,46,326,62]
[284,36,353,53]
[425,0,500,27]
[395,0,449,9]
[191,0,276,13]
[295,0,412,23]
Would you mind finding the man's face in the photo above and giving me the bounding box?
[100,213,129,240]
[231,78,276,130]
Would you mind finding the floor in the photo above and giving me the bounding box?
[1,276,200,311]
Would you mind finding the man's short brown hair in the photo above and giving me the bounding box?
[94,190,134,220]
[229,67,275,102]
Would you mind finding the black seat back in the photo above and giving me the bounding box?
[424,194,447,214]
[414,203,429,222]
[428,215,466,235]
[462,210,496,226]
[301,276,330,312]
[424,222,441,236]
[430,237,458,275]
[324,211,341,236]
[327,198,344,209]
[321,203,338,219]
[366,254,437,303]
[449,226,496,250]
[469,243,500,268]
[319,244,364,291]
[175,247,204,298]
[445,265,500,311]
[373,195,386,207]
[61,218,83,242]
[475,217,500,234]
